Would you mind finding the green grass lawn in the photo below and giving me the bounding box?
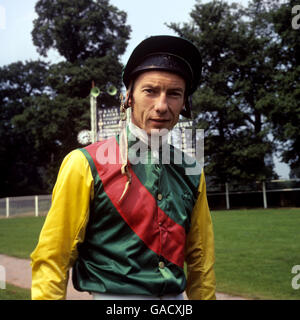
[0,216,45,300]
[0,284,30,300]
[0,209,300,300]
[211,208,300,300]
[0,216,45,259]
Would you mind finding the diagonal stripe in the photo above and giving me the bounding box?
[85,137,185,268]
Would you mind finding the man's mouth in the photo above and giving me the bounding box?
[150,119,169,123]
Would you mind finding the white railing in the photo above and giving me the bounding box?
[1,179,299,217]
[0,195,52,218]
[207,179,300,209]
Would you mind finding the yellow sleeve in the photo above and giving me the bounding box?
[185,169,216,300]
[30,149,94,300]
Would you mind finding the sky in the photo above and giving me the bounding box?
[0,0,290,178]
[0,0,250,65]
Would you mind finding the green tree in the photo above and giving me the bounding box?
[30,0,130,191]
[0,0,131,196]
[32,0,130,63]
[265,0,300,178]
[0,61,50,196]
[168,0,278,184]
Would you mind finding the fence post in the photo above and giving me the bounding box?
[0,265,6,290]
[35,195,39,217]
[262,181,268,209]
[5,197,9,218]
[225,183,230,210]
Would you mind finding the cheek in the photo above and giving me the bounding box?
[131,102,148,127]
[171,113,180,127]
[171,103,184,117]
[133,98,151,119]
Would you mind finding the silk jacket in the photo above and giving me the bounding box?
[31,131,216,300]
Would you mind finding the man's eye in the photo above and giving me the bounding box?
[169,91,182,97]
[144,88,154,94]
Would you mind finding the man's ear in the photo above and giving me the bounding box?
[126,91,132,107]
[125,82,133,108]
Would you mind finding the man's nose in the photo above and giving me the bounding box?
[154,93,168,113]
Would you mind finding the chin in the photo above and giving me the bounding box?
[149,121,172,130]
[147,128,172,138]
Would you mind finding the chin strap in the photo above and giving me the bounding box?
[118,93,132,203]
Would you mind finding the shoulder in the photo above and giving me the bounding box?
[58,149,92,177]
[83,137,118,154]
[62,149,88,166]
[81,137,120,165]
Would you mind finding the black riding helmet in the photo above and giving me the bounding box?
[122,35,202,118]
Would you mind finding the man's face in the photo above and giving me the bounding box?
[128,70,186,135]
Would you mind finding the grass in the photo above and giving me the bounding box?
[211,208,300,300]
[0,284,30,300]
[0,216,45,259]
[0,209,300,299]
[0,216,45,300]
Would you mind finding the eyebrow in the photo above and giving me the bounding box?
[141,83,185,92]
[167,87,185,93]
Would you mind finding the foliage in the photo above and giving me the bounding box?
[0,0,131,196]
[266,0,300,177]
[168,0,278,183]
[32,0,130,63]
[1,0,300,195]
[0,61,50,195]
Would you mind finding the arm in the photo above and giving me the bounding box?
[30,149,93,300]
[185,169,216,300]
